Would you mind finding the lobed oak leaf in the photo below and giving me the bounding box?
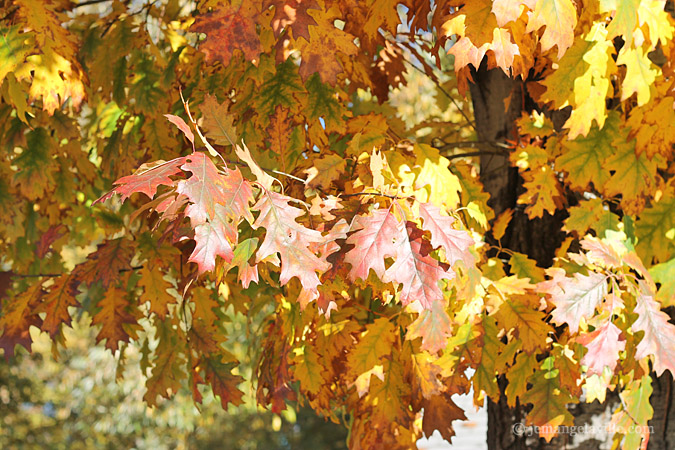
[556,112,619,190]
[91,287,140,353]
[191,3,262,65]
[546,271,607,334]
[71,238,135,288]
[578,321,625,375]
[406,300,452,354]
[616,46,659,106]
[384,222,454,310]
[201,356,245,409]
[296,5,358,85]
[347,318,396,378]
[509,252,545,283]
[601,0,640,43]
[462,0,498,47]
[494,296,552,353]
[490,28,520,72]
[200,94,237,146]
[138,266,175,319]
[419,202,474,270]
[518,165,564,219]
[37,273,78,337]
[473,315,501,403]
[526,0,578,59]
[521,360,575,442]
[602,136,660,216]
[412,352,446,400]
[178,152,253,226]
[447,37,489,71]
[627,81,675,159]
[0,283,43,359]
[252,190,330,301]
[304,154,346,189]
[344,208,400,281]
[292,345,325,395]
[144,318,186,406]
[189,221,235,274]
[414,144,462,210]
[635,191,675,264]
[505,352,539,407]
[421,393,467,443]
[631,282,675,376]
[95,157,186,204]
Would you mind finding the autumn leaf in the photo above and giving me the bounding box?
[144,317,187,406]
[347,318,396,379]
[37,273,79,337]
[295,4,358,85]
[650,258,675,307]
[406,301,453,354]
[505,352,538,407]
[631,282,675,376]
[267,0,320,40]
[344,208,400,281]
[545,271,607,333]
[384,222,454,310]
[91,287,140,353]
[252,190,330,302]
[421,393,467,442]
[418,202,474,270]
[0,283,43,359]
[493,294,552,353]
[526,0,578,59]
[200,94,238,146]
[71,238,135,288]
[96,158,186,203]
[521,357,575,442]
[191,3,262,65]
[578,320,625,375]
[138,266,175,318]
[414,144,462,210]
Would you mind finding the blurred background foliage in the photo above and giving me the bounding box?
[0,313,348,450]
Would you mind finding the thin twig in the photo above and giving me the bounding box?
[72,0,112,8]
[10,265,144,279]
[446,150,508,160]
[339,192,401,200]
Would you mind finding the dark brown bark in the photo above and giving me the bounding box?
[468,63,675,450]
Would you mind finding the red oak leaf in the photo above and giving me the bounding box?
[344,208,400,281]
[632,281,675,376]
[384,221,454,310]
[252,191,330,301]
[95,157,186,204]
[578,321,625,375]
[419,203,475,270]
[546,271,607,333]
[191,3,262,64]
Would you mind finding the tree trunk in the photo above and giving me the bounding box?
[468,64,675,450]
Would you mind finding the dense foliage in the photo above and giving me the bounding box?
[1,0,674,448]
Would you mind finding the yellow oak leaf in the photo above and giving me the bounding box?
[526,0,578,59]
[413,144,461,210]
[616,46,659,106]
